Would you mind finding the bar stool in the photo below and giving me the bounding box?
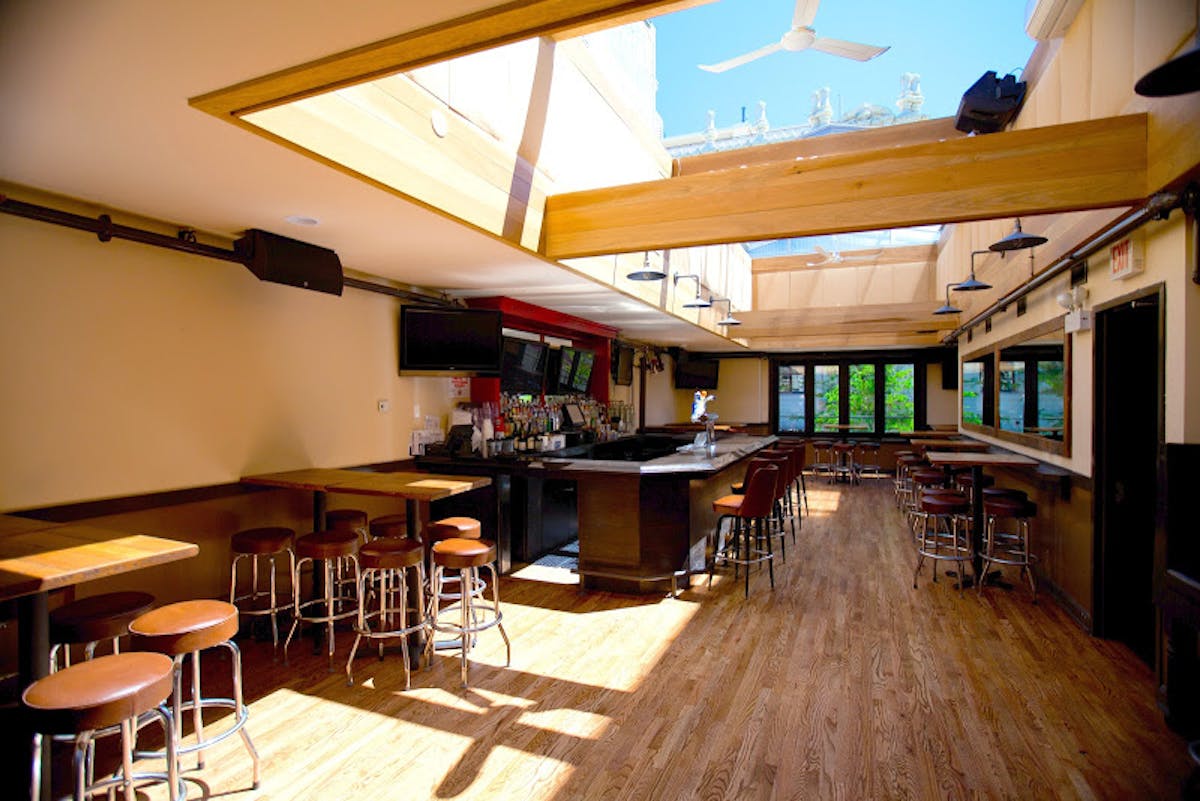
[284,529,361,666]
[831,442,858,484]
[129,599,259,786]
[907,468,947,532]
[708,464,778,598]
[779,442,810,516]
[810,440,834,481]
[955,471,995,507]
[856,442,882,478]
[326,508,368,541]
[229,526,295,649]
[48,591,155,672]
[368,513,408,540]
[894,454,926,509]
[983,486,1028,503]
[913,491,973,593]
[24,652,180,801]
[425,517,484,605]
[759,451,795,557]
[425,538,510,688]
[980,496,1038,601]
[346,537,427,689]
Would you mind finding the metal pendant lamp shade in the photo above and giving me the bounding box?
[934,283,962,315]
[989,218,1048,253]
[627,251,666,281]
[953,250,993,292]
[1135,33,1200,96]
[712,298,741,325]
[683,294,712,309]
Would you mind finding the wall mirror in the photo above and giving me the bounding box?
[961,316,1070,456]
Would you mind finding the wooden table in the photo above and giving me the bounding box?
[923,451,1039,585]
[0,515,200,680]
[910,439,991,456]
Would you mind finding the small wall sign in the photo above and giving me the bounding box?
[1110,238,1143,280]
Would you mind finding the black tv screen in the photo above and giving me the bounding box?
[399,306,502,375]
[570,349,595,392]
[554,347,578,393]
[674,355,719,389]
[500,337,547,395]
[612,345,634,386]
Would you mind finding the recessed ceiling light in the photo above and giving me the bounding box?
[284,215,319,226]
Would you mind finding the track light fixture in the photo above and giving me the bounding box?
[989,218,1047,253]
[952,250,993,292]
[673,273,711,308]
[627,251,666,281]
[933,282,962,315]
[711,298,742,326]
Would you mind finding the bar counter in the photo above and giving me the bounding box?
[417,434,777,593]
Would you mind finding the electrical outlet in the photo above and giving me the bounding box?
[377,399,390,413]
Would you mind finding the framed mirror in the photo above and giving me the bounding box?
[960,316,1070,456]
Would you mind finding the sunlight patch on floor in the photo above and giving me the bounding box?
[510,562,581,584]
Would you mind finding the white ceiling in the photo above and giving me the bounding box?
[0,0,743,351]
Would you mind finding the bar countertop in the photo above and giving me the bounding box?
[537,434,777,475]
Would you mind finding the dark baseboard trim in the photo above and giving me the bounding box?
[1040,574,1093,633]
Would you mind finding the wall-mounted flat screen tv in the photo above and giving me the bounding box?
[399,306,502,375]
[612,345,634,386]
[500,337,548,395]
[553,346,578,393]
[674,354,720,390]
[569,349,595,392]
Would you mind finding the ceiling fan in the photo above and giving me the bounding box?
[805,245,884,266]
[699,0,890,73]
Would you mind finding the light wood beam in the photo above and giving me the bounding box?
[672,117,964,176]
[752,244,937,273]
[746,331,949,349]
[541,114,1149,260]
[191,0,711,118]
[734,302,957,339]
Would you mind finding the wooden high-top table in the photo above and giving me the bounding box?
[923,451,1038,586]
[1,515,200,686]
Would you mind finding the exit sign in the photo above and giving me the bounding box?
[1110,238,1143,280]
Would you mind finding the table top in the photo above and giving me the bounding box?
[912,439,991,451]
[924,451,1040,467]
[0,520,199,602]
[0,514,61,537]
[241,468,490,501]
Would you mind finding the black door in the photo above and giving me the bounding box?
[1094,292,1162,666]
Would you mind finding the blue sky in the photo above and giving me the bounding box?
[652,0,1037,138]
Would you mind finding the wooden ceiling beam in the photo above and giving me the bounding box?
[191,0,711,118]
[672,117,963,176]
[541,114,1149,260]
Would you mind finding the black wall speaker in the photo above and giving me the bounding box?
[955,71,1027,134]
[236,229,343,295]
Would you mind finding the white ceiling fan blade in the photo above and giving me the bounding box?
[806,245,833,265]
[698,41,783,73]
[792,0,821,28]
[810,37,889,61]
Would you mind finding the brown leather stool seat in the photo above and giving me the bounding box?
[326,508,368,535]
[712,494,743,515]
[23,652,181,800]
[347,538,428,689]
[131,600,259,785]
[983,486,1028,502]
[286,530,361,667]
[980,495,1039,600]
[427,537,510,687]
[368,513,408,539]
[49,590,155,671]
[426,516,482,541]
[910,468,945,488]
[229,527,295,649]
[913,492,973,592]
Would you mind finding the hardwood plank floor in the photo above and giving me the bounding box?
[39,479,1199,799]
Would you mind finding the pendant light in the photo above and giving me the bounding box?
[673,273,711,308]
[989,218,1048,253]
[1135,26,1200,96]
[627,251,666,281]
[712,298,742,325]
[953,249,993,292]
[934,282,962,314]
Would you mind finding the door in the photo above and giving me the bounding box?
[1094,290,1163,666]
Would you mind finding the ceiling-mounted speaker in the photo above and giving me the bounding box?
[955,71,1027,134]
[235,229,343,295]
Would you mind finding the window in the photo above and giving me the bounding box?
[813,365,840,432]
[777,365,806,433]
[998,359,1026,433]
[771,354,927,436]
[884,364,915,432]
[1037,360,1065,433]
[848,364,876,432]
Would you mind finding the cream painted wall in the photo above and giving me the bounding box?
[666,357,769,424]
[0,188,455,511]
[925,363,958,427]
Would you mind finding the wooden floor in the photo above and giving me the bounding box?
[58,480,1199,799]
